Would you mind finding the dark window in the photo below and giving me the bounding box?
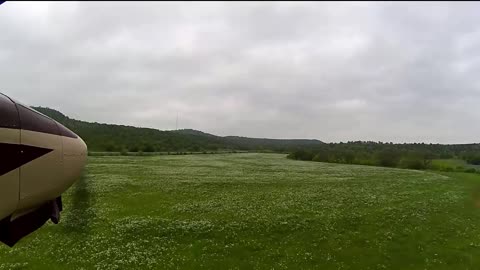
[0,93,20,129]
[17,105,60,136]
[56,123,78,139]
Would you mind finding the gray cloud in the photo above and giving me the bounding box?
[1,1,480,143]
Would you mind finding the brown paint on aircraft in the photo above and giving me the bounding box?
[0,142,53,176]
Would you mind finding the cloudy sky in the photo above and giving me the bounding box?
[1,2,479,143]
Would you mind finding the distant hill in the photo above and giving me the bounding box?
[174,129,218,138]
[32,107,324,152]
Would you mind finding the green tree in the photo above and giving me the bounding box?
[344,151,355,164]
[376,149,401,167]
[142,144,155,152]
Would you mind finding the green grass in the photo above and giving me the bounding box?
[2,153,480,269]
[432,159,466,168]
[432,159,480,172]
[87,150,250,157]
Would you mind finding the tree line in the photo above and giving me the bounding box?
[287,141,480,171]
[33,107,323,153]
[32,107,480,168]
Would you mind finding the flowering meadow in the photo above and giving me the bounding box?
[2,153,480,269]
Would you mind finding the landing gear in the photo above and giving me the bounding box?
[0,197,62,247]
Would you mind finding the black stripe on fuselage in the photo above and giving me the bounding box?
[0,94,20,129]
[56,122,78,139]
[17,105,78,139]
[0,143,53,176]
[0,93,77,139]
[17,105,60,137]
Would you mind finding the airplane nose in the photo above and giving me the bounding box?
[0,93,89,246]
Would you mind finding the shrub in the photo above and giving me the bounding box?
[142,144,155,152]
[401,158,426,170]
[128,145,140,152]
[344,151,355,164]
[105,143,117,152]
[464,153,480,165]
[312,151,329,162]
[376,149,401,167]
[290,150,314,161]
[464,168,477,173]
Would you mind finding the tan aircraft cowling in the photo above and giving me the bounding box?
[0,93,87,247]
[61,132,88,196]
[16,129,64,212]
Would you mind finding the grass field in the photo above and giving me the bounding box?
[2,153,480,269]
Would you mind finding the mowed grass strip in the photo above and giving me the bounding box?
[2,153,480,270]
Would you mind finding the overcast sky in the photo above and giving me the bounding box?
[1,2,480,143]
